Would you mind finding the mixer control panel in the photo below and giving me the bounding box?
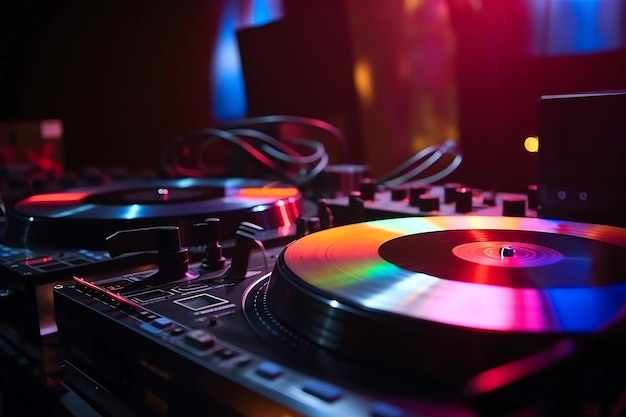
[325,182,537,224]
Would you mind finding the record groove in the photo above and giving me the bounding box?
[5,177,302,250]
[267,216,626,381]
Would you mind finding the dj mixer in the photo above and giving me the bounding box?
[1,170,625,417]
[0,176,302,416]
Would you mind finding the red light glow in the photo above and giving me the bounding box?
[466,339,576,395]
[23,192,88,204]
[236,187,300,199]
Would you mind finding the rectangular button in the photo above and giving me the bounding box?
[302,380,342,403]
[255,362,283,380]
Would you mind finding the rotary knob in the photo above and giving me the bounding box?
[454,187,473,213]
[502,196,526,217]
[390,186,407,201]
[418,194,440,212]
[444,182,467,204]
[359,178,377,201]
[347,191,366,224]
[409,185,430,207]
[194,218,226,270]
[317,198,334,230]
[482,190,497,206]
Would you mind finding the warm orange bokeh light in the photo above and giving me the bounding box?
[524,136,539,153]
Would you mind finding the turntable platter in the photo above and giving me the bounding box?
[5,177,302,250]
[267,216,626,381]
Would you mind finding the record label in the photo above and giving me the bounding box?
[378,229,626,288]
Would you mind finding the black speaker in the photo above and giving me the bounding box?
[537,90,626,227]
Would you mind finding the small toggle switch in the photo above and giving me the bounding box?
[226,222,265,280]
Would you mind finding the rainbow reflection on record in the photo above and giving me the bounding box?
[283,216,626,333]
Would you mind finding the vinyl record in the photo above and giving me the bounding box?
[5,177,302,250]
[267,216,626,381]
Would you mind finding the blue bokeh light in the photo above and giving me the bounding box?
[530,0,625,56]
[211,0,284,121]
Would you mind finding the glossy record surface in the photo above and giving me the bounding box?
[279,216,626,334]
[6,177,302,249]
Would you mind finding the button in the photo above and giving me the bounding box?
[255,362,283,380]
[139,322,161,335]
[170,327,185,336]
[184,329,215,350]
[301,380,343,403]
[371,402,404,417]
[215,348,236,359]
[233,355,252,367]
[153,317,172,329]
[138,311,152,321]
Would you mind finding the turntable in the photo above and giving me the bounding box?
[0,176,303,341]
[53,216,626,417]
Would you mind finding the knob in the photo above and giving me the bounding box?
[359,178,377,201]
[409,185,430,207]
[295,215,323,237]
[306,217,321,234]
[226,222,265,279]
[502,197,526,217]
[419,194,440,212]
[455,187,473,213]
[390,187,407,201]
[295,215,307,239]
[194,218,226,270]
[347,191,366,224]
[107,226,199,286]
[317,199,334,230]
[444,182,466,204]
[482,190,497,206]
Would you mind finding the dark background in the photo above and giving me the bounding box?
[2,0,626,192]
[1,0,221,175]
